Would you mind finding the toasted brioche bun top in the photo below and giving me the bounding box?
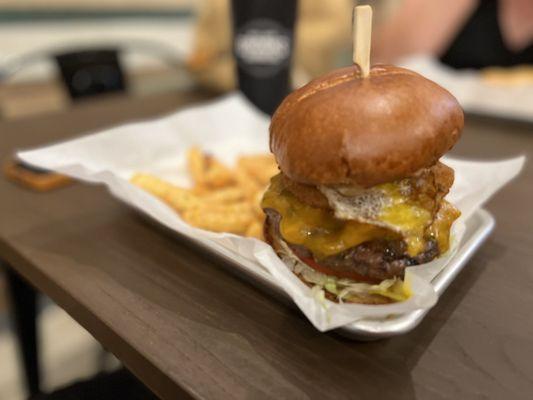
[270,64,464,187]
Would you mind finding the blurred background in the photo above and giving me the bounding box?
[0,0,531,120]
[1,0,531,398]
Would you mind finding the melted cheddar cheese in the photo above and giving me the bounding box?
[378,182,433,256]
[428,200,461,252]
[262,174,460,259]
[262,175,394,258]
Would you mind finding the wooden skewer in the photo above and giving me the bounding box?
[353,5,373,78]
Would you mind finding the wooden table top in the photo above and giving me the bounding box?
[1,92,532,400]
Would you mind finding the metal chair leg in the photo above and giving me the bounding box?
[5,266,41,397]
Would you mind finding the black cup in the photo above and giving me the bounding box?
[231,0,298,115]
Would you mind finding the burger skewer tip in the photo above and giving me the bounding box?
[353,5,373,78]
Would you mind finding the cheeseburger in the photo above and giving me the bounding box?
[261,65,463,304]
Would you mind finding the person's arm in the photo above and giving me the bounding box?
[500,0,533,52]
[372,0,477,63]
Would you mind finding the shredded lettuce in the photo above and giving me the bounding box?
[324,279,338,295]
[310,285,328,309]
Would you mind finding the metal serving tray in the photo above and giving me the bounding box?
[141,208,494,340]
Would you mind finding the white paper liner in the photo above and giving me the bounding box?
[17,93,525,331]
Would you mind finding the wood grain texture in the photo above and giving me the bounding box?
[1,93,532,399]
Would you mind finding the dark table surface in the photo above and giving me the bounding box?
[1,91,532,400]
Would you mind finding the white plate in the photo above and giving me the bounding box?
[400,56,533,123]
